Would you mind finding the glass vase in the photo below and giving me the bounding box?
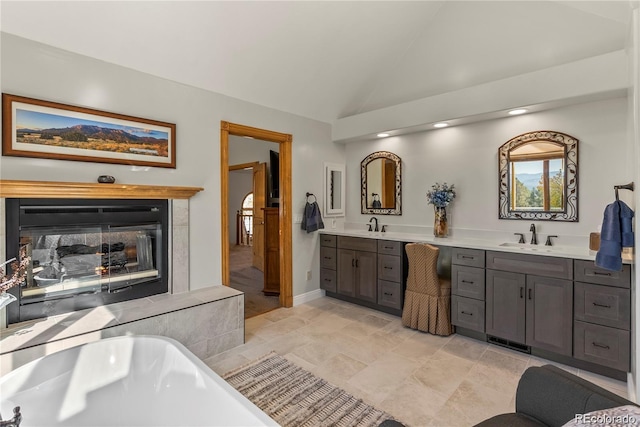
[434,206,448,237]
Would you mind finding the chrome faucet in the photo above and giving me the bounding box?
[369,217,379,232]
[530,223,538,245]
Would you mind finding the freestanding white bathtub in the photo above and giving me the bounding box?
[0,335,279,426]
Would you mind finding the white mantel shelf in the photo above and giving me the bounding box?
[0,180,203,199]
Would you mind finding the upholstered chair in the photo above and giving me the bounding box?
[402,243,453,336]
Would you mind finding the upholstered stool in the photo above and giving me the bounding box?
[401,243,453,336]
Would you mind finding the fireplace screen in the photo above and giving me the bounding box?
[5,199,168,324]
[21,224,160,303]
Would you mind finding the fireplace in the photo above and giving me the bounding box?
[5,198,169,324]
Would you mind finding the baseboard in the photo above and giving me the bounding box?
[293,289,325,306]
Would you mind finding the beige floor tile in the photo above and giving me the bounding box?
[412,353,476,399]
[526,355,579,375]
[484,343,531,362]
[438,334,488,362]
[441,379,514,425]
[239,331,311,360]
[250,315,308,340]
[197,298,632,427]
[295,313,353,338]
[317,353,368,384]
[291,339,341,366]
[204,352,250,375]
[393,331,451,361]
[347,352,422,403]
[379,376,450,424]
[380,318,419,340]
[477,348,529,378]
[577,369,629,398]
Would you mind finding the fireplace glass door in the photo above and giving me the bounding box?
[6,198,168,324]
[20,224,161,304]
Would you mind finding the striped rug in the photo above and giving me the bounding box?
[222,352,400,427]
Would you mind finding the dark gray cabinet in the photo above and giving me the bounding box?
[485,251,573,356]
[573,261,631,371]
[485,269,525,343]
[451,247,486,333]
[336,236,378,304]
[377,240,404,311]
[337,248,377,303]
[319,235,337,293]
[525,275,573,356]
[320,234,404,316]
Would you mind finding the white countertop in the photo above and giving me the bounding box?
[320,229,635,264]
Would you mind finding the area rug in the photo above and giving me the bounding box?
[222,352,400,427]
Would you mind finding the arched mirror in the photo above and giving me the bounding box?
[499,130,578,221]
[361,151,402,215]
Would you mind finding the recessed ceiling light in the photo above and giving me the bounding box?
[508,109,528,115]
[377,133,390,138]
[433,123,448,128]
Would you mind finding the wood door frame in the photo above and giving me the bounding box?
[221,121,293,308]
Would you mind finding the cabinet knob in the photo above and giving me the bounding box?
[461,311,473,316]
[592,342,610,350]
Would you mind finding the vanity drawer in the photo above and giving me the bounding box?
[320,268,337,293]
[452,248,485,268]
[378,280,402,310]
[574,260,630,289]
[338,236,377,253]
[320,234,337,248]
[452,295,485,332]
[378,240,402,256]
[320,247,337,270]
[574,282,630,330]
[451,265,485,300]
[486,251,573,280]
[574,320,630,372]
[378,254,402,283]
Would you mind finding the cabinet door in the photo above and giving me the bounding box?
[337,249,356,297]
[526,275,573,355]
[486,269,526,344]
[355,250,377,303]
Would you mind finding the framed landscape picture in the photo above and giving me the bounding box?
[2,94,176,168]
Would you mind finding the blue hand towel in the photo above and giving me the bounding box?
[301,201,324,233]
[595,200,634,271]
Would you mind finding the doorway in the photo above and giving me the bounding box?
[220,121,293,313]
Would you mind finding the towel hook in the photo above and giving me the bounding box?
[614,182,634,201]
[306,192,317,203]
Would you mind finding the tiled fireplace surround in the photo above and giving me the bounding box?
[0,181,245,375]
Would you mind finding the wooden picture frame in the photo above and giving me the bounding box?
[2,94,176,168]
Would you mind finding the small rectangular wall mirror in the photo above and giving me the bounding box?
[324,163,345,217]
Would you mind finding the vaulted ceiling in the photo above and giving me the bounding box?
[0,1,634,124]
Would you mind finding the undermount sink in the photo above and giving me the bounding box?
[498,242,567,253]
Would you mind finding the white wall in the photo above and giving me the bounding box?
[344,97,633,246]
[0,33,344,297]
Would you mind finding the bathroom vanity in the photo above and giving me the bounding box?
[320,234,405,316]
[319,230,632,380]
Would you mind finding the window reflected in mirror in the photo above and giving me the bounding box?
[499,131,578,221]
[510,142,564,211]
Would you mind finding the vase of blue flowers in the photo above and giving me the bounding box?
[426,182,456,237]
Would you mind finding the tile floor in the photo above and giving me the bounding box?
[203,297,629,427]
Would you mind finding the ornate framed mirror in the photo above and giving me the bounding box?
[361,151,402,215]
[498,130,578,221]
